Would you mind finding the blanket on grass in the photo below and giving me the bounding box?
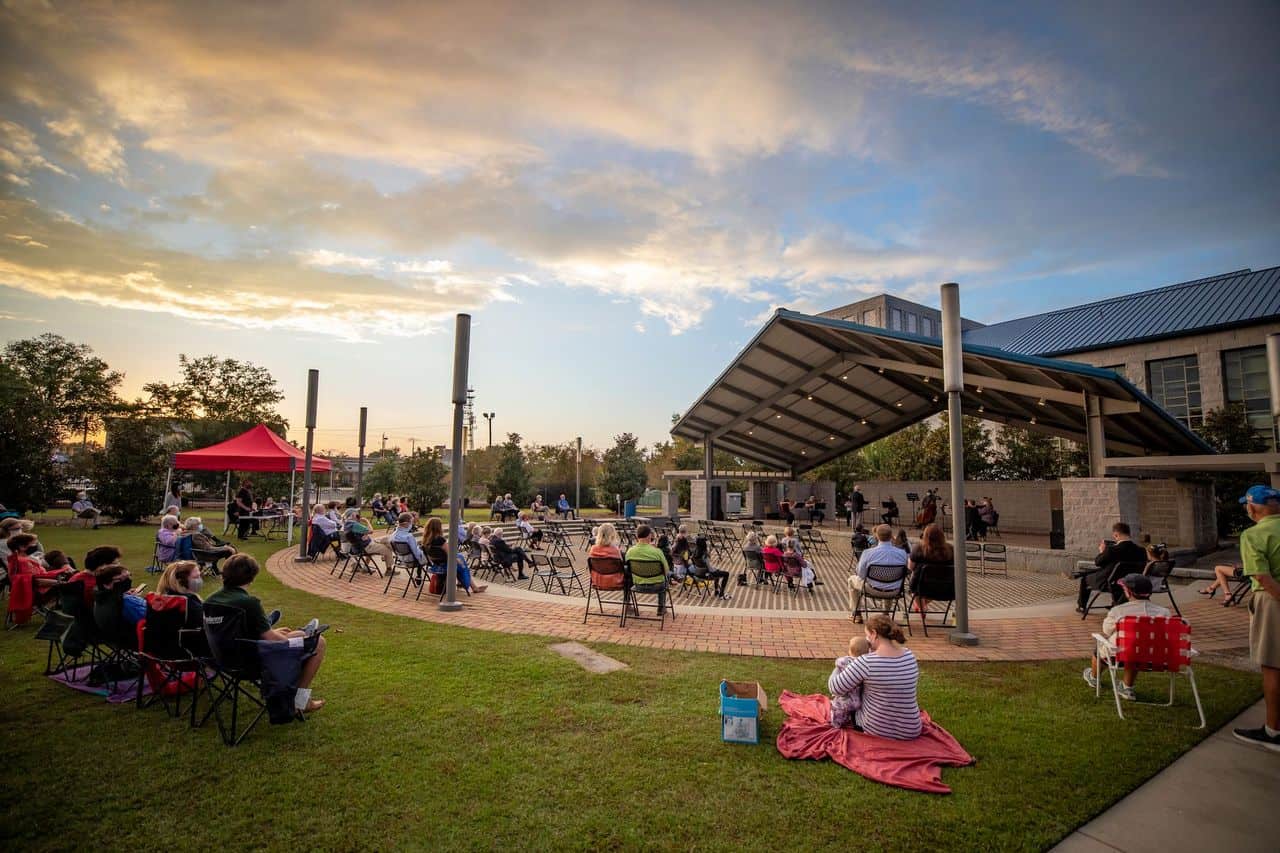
[775,691,973,794]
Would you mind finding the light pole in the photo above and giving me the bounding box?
[296,369,319,562]
[442,314,471,612]
[575,436,582,515]
[483,412,495,449]
[381,433,387,455]
[942,282,977,646]
[355,407,367,505]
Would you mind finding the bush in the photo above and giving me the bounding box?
[92,413,170,523]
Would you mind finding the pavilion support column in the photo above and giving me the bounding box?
[1084,393,1107,478]
[296,369,319,562]
[941,282,977,647]
[703,435,715,521]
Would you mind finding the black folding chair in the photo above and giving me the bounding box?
[384,540,429,598]
[584,556,628,623]
[1143,560,1182,617]
[981,543,1008,577]
[853,563,909,631]
[906,561,955,637]
[201,602,270,746]
[1081,561,1144,620]
[742,550,768,585]
[136,595,201,718]
[622,559,675,628]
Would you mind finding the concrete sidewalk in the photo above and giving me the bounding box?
[1053,699,1277,853]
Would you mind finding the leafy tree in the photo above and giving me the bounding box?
[143,354,287,429]
[992,425,1062,480]
[599,432,647,507]
[0,367,60,512]
[1200,403,1266,537]
[400,448,450,514]
[2,333,122,443]
[492,433,532,504]
[91,409,170,522]
[363,456,401,499]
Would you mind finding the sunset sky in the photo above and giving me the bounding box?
[2,1,1277,454]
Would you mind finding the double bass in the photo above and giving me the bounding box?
[916,490,939,527]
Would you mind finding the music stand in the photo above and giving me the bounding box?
[905,492,919,522]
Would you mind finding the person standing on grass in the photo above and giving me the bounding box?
[1233,485,1280,752]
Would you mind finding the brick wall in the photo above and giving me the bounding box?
[849,480,1059,534]
[1137,479,1217,550]
[1063,478,1141,552]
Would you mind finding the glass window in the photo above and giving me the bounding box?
[889,308,902,330]
[1223,346,1276,449]
[905,313,918,333]
[1146,355,1203,430]
[861,309,878,326]
[921,316,934,337]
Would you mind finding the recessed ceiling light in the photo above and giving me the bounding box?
[1029,416,1037,425]
[877,367,885,374]
[860,418,868,425]
[931,395,939,403]
[775,413,782,419]
[842,374,848,380]
[748,430,754,435]
[800,450,807,455]
[828,435,835,440]
[976,387,983,394]
[978,405,985,414]
[806,395,813,401]
[895,400,904,407]
[1037,397,1046,406]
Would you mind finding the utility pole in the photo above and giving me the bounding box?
[381,433,387,455]
[410,437,417,455]
[356,406,367,505]
[483,412,495,449]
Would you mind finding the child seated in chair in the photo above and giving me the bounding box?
[1083,573,1169,700]
[829,635,871,727]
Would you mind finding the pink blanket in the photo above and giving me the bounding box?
[775,691,973,794]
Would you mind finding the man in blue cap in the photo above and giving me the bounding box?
[1233,484,1280,752]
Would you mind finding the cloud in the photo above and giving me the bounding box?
[0,193,509,341]
[295,248,384,271]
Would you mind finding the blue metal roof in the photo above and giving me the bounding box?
[962,266,1280,356]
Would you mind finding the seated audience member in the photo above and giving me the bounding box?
[160,485,182,519]
[589,523,622,561]
[92,562,148,637]
[43,549,72,573]
[760,534,785,583]
[325,501,342,524]
[311,505,340,544]
[908,523,953,614]
[489,527,532,580]
[185,517,237,560]
[1201,560,1245,603]
[557,493,574,520]
[0,517,32,562]
[389,512,428,565]
[421,517,486,594]
[827,615,921,739]
[156,514,189,564]
[880,496,899,526]
[848,524,909,621]
[206,554,327,714]
[671,525,693,567]
[72,490,102,528]
[531,494,550,521]
[490,496,504,521]
[781,539,810,590]
[851,525,873,553]
[781,526,805,559]
[516,512,544,549]
[624,525,671,605]
[891,528,910,553]
[1078,522,1147,613]
[742,530,762,556]
[828,634,871,728]
[5,533,68,620]
[690,538,731,600]
[1083,573,1170,700]
[155,560,205,628]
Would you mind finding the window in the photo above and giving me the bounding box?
[1147,355,1203,430]
[921,316,934,337]
[861,309,879,326]
[889,308,902,330]
[905,313,918,333]
[1223,346,1276,449]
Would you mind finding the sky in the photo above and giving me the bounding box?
[2,0,1278,455]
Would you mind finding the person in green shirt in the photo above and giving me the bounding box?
[206,554,328,714]
[1233,485,1280,752]
[624,524,672,615]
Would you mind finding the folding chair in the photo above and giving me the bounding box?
[964,542,983,575]
[981,543,1007,577]
[548,556,585,597]
[742,551,768,585]
[192,548,225,578]
[1143,560,1181,617]
[1081,562,1143,620]
[527,553,560,593]
[622,559,675,628]
[853,563,910,632]
[339,533,382,582]
[1224,570,1253,607]
[384,540,429,598]
[90,579,142,693]
[479,542,516,583]
[584,556,628,623]
[906,561,955,637]
[201,602,301,746]
[781,553,809,595]
[136,595,201,718]
[148,536,165,574]
[1092,615,1204,728]
[761,549,785,592]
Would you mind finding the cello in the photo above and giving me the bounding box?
[915,490,938,527]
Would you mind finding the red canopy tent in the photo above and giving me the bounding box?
[169,424,330,543]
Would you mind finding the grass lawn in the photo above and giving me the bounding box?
[0,524,1261,851]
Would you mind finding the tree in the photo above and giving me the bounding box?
[492,433,532,504]
[599,432,647,507]
[0,367,60,512]
[2,333,122,443]
[91,409,170,522]
[363,456,401,498]
[1200,403,1267,537]
[992,425,1062,480]
[143,354,287,429]
[400,448,450,514]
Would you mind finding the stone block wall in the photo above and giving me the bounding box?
[849,480,1058,535]
[1137,479,1217,551]
[1063,478,1140,553]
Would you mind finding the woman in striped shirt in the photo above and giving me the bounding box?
[827,614,921,740]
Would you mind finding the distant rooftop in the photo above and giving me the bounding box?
[962,266,1280,356]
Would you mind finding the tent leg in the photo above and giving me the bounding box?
[162,466,173,517]
[224,471,231,533]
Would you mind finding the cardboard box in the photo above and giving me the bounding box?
[720,680,768,744]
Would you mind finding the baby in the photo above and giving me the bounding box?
[829,635,871,728]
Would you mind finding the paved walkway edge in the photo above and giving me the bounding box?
[1051,698,1275,853]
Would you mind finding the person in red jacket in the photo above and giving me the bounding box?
[5,533,69,624]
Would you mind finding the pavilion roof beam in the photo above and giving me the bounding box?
[717,379,860,444]
[715,434,795,470]
[970,409,1145,455]
[795,401,950,473]
[708,354,846,440]
[701,398,833,452]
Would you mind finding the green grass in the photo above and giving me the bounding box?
[0,524,1260,851]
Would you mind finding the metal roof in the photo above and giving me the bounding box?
[672,309,1212,475]
[962,266,1280,356]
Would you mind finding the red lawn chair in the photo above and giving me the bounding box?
[1091,615,1204,728]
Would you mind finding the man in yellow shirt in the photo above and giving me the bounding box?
[1233,485,1280,752]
